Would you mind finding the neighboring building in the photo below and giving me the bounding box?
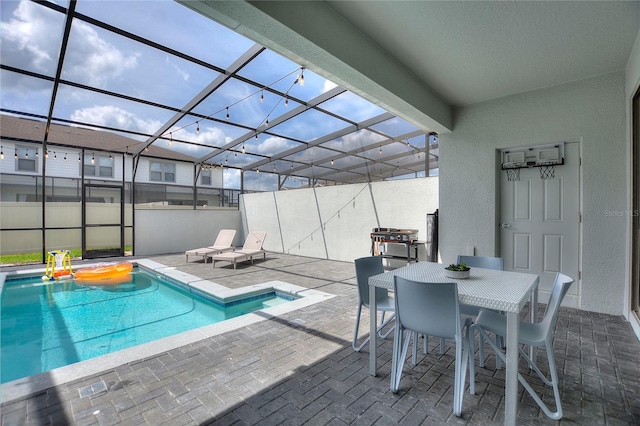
[0,114,234,258]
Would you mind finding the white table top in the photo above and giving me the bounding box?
[369,261,538,313]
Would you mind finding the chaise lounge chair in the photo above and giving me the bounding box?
[185,229,236,263]
[210,231,267,269]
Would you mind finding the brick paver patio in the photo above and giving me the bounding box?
[1,253,639,425]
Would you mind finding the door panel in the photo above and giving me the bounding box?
[501,142,580,306]
[543,234,562,272]
[514,180,531,220]
[513,233,531,269]
[544,178,562,221]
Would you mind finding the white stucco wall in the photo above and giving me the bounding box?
[240,178,439,263]
[625,29,640,337]
[134,209,242,256]
[440,71,627,315]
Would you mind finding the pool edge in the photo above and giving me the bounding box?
[0,260,335,405]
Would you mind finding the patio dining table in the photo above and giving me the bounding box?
[368,261,539,426]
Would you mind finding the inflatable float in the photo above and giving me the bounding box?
[74,262,133,284]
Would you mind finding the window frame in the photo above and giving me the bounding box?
[82,154,114,178]
[14,145,39,173]
[150,161,176,183]
[200,169,212,186]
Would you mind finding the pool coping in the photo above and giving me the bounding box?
[0,259,335,404]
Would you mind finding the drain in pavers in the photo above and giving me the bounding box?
[78,380,107,398]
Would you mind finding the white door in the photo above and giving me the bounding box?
[500,142,580,307]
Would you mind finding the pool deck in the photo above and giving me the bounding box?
[1,253,639,425]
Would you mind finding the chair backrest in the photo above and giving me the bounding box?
[539,273,574,335]
[242,231,267,250]
[354,256,386,307]
[394,276,461,339]
[213,229,236,247]
[457,255,504,271]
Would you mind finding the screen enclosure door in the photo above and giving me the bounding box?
[82,184,124,259]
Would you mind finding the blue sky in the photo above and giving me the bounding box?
[0,0,429,190]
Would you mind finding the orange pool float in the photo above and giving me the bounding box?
[74,262,133,284]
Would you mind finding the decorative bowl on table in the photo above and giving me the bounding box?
[444,264,471,279]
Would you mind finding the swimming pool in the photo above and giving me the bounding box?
[1,265,292,384]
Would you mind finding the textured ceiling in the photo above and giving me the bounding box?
[326,1,640,106]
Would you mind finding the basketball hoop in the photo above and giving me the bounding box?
[538,161,557,179]
[503,162,522,182]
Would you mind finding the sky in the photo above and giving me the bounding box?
[0,0,427,190]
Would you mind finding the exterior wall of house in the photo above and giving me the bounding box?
[439,71,627,315]
[0,142,224,190]
[0,145,129,183]
[625,29,640,338]
[239,177,439,264]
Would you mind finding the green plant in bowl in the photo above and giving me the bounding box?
[445,262,470,272]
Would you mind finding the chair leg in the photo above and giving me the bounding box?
[478,331,486,368]
[453,319,472,417]
[477,331,503,369]
[474,327,563,420]
[390,325,399,391]
[439,337,446,355]
[495,334,503,369]
[378,312,396,339]
[352,304,370,352]
[468,325,476,395]
[453,335,463,416]
[516,343,563,419]
[391,328,412,393]
[353,306,395,352]
[411,332,418,365]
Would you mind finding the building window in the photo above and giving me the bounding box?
[150,161,175,182]
[15,146,38,172]
[83,154,113,177]
[201,169,211,185]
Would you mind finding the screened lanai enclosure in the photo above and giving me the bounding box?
[0,0,439,262]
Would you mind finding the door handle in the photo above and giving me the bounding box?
[501,223,512,228]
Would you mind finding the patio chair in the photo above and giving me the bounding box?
[352,256,395,352]
[457,255,504,366]
[391,276,472,417]
[210,231,267,269]
[185,229,236,263]
[468,273,574,420]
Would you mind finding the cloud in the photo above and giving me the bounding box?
[1,2,138,89]
[323,79,338,92]
[1,1,60,74]
[166,57,190,82]
[171,125,228,147]
[337,129,382,151]
[254,135,291,155]
[223,168,241,189]
[64,22,139,87]
[70,105,161,134]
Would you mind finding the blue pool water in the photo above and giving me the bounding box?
[1,267,290,384]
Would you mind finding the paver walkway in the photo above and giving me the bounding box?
[1,253,639,425]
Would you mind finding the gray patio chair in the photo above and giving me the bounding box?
[457,255,504,366]
[468,272,574,420]
[352,256,395,352]
[391,276,472,417]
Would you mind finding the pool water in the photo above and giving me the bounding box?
[1,268,290,384]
